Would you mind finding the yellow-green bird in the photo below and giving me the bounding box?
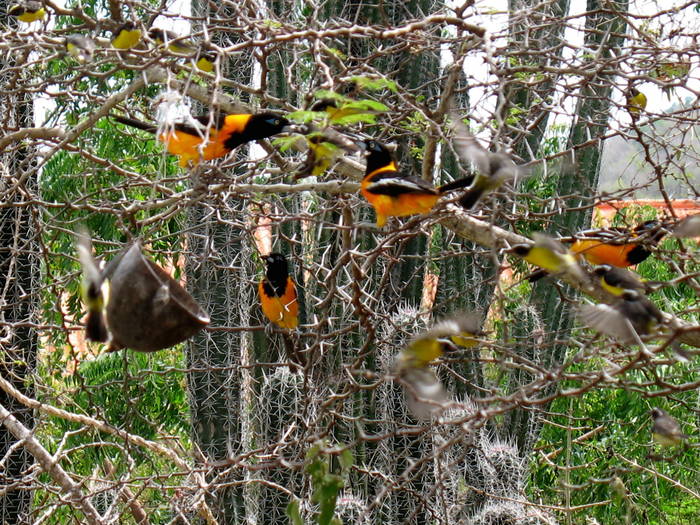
[149,28,195,54]
[397,312,486,370]
[295,132,360,178]
[650,408,688,447]
[195,50,216,72]
[111,21,142,50]
[510,233,585,281]
[626,87,647,118]
[395,313,484,420]
[309,98,383,125]
[76,231,110,344]
[593,265,648,296]
[65,35,96,64]
[7,1,45,23]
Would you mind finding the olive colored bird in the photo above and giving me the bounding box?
[113,112,292,167]
[577,290,664,344]
[65,35,96,64]
[359,139,474,227]
[148,28,216,72]
[111,21,142,50]
[449,110,520,209]
[195,51,216,73]
[296,132,360,178]
[149,28,195,55]
[671,214,700,238]
[398,366,449,420]
[7,1,45,23]
[395,313,484,420]
[650,408,688,447]
[309,98,383,124]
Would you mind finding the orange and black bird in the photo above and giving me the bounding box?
[259,253,299,330]
[570,220,666,268]
[528,220,667,282]
[359,139,474,227]
[113,112,292,167]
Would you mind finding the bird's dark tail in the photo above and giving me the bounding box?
[527,268,549,283]
[437,175,474,193]
[86,310,109,343]
[458,186,486,209]
[113,115,157,134]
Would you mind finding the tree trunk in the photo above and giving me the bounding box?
[0,86,37,524]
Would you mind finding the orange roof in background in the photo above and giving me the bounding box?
[596,199,699,224]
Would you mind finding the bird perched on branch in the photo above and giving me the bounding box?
[593,265,651,297]
[358,139,475,227]
[64,35,96,64]
[259,253,305,368]
[111,21,142,50]
[650,408,688,447]
[194,51,216,73]
[259,253,299,331]
[148,28,217,72]
[448,110,521,209]
[148,28,195,54]
[309,97,385,125]
[570,220,666,267]
[112,112,293,167]
[626,87,647,118]
[7,1,45,23]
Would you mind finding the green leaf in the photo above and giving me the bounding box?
[288,110,325,123]
[273,134,304,152]
[339,449,353,471]
[286,499,304,525]
[350,76,398,93]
